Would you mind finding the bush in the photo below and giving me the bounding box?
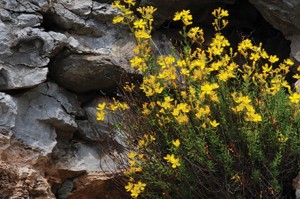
[98,1,300,198]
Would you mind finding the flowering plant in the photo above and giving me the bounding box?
[98,1,300,198]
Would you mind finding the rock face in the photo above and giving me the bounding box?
[0,0,298,198]
[248,0,300,63]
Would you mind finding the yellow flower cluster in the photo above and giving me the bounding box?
[173,9,193,26]
[278,133,289,143]
[96,102,106,121]
[111,2,300,197]
[211,7,229,31]
[125,181,146,198]
[164,154,181,168]
[231,93,262,122]
[96,99,129,121]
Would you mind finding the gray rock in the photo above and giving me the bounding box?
[79,97,125,146]
[50,53,124,93]
[294,172,300,199]
[0,92,17,132]
[288,34,300,63]
[12,82,78,154]
[0,24,69,89]
[0,92,16,153]
[49,35,135,93]
[249,0,300,36]
[0,0,50,13]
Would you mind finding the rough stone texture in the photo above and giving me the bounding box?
[0,162,55,199]
[249,0,300,37]
[293,172,300,199]
[47,0,136,93]
[248,0,300,63]
[12,82,78,154]
[0,0,69,90]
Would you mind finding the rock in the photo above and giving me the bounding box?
[293,172,300,199]
[66,172,126,199]
[0,0,51,13]
[49,34,136,93]
[12,82,79,155]
[0,161,55,199]
[0,92,17,156]
[288,34,300,63]
[249,0,300,36]
[0,22,69,90]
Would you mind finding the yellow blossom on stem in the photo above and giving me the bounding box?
[135,30,151,39]
[124,0,135,6]
[112,15,125,24]
[269,55,279,64]
[201,83,219,95]
[133,19,147,29]
[96,102,106,121]
[173,9,193,26]
[289,93,300,104]
[125,181,146,198]
[172,139,180,147]
[209,120,220,128]
[164,154,181,168]
[128,151,137,159]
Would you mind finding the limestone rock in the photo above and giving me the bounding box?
[12,82,79,155]
[0,24,68,90]
[0,162,55,199]
[249,0,300,36]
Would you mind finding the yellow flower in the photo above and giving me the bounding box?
[160,96,173,109]
[238,39,253,51]
[124,0,136,6]
[96,111,105,121]
[195,106,210,118]
[289,93,300,104]
[172,103,190,116]
[284,59,294,66]
[125,182,134,192]
[164,154,181,168]
[125,181,146,198]
[172,139,180,147]
[187,27,204,42]
[112,15,124,24]
[269,55,279,64]
[262,64,272,73]
[209,120,220,128]
[218,70,235,82]
[157,55,176,68]
[175,114,189,123]
[137,6,157,16]
[97,102,106,110]
[173,11,182,21]
[245,111,262,122]
[293,74,300,79]
[123,82,135,92]
[201,83,219,95]
[133,19,147,29]
[153,83,163,94]
[130,56,144,68]
[128,151,137,159]
[135,30,151,39]
[250,52,260,62]
[173,9,193,26]
[96,102,106,121]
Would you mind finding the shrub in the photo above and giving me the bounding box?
[99,0,300,198]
